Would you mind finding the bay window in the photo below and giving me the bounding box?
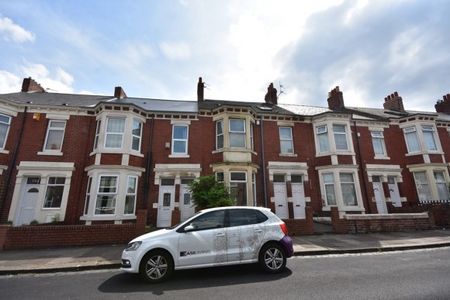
[322,173,336,205]
[229,119,246,148]
[124,176,137,214]
[93,120,101,150]
[316,125,329,153]
[230,172,247,206]
[340,173,357,206]
[131,119,142,151]
[422,125,437,151]
[404,127,420,153]
[413,171,431,202]
[333,125,348,150]
[216,120,224,149]
[434,171,449,201]
[95,176,118,214]
[0,114,11,149]
[105,117,125,148]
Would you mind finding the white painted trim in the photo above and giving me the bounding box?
[344,212,428,220]
[0,149,10,154]
[170,119,191,125]
[37,151,63,156]
[45,113,70,120]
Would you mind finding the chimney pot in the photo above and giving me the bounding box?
[327,86,345,110]
[114,86,127,99]
[435,93,450,114]
[21,77,45,93]
[264,82,278,105]
[197,77,204,102]
[383,91,404,111]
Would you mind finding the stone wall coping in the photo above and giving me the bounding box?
[344,212,429,220]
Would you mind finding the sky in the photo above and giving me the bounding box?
[0,0,449,111]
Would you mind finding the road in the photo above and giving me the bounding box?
[1,247,450,300]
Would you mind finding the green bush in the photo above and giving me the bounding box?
[189,175,234,210]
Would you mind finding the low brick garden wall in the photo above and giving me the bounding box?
[0,210,147,250]
[283,207,315,235]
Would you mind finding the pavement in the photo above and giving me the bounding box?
[1,229,450,275]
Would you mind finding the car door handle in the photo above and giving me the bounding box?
[254,229,263,233]
[216,232,225,237]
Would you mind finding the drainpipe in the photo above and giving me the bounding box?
[143,116,155,212]
[0,106,28,221]
[260,116,268,208]
[353,120,371,214]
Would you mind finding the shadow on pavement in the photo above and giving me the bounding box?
[98,264,292,295]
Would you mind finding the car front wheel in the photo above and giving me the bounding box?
[259,243,287,273]
[139,250,174,283]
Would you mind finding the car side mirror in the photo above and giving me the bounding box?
[184,224,195,232]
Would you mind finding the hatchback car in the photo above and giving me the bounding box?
[121,206,293,282]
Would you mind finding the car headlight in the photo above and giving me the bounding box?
[125,241,142,251]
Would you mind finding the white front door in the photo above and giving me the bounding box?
[17,177,41,225]
[180,179,195,222]
[372,177,387,214]
[157,180,175,228]
[388,176,402,207]
[273,182,288,219]
[292,182,306,219]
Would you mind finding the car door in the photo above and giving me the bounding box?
[227,209,267,263]
[177,210,227,268]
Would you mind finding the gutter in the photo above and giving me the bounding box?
[259,116,268,208]
[353,120,371,214]
[142,115,155,211]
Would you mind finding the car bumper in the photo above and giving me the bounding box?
[280,235,294,258]
[120,250,140,273]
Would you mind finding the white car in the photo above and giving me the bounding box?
[121,206,294,283]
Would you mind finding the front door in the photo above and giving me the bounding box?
[388,176,402,207]
[157,179,175,228]
[372,176,387,214]
[291,175,305,219]
[273,176,288,219]
[16,177,41,225]
[180,179,195,222]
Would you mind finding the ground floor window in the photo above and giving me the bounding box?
[434,171,449,201]
[340,173,357,206]
[43,177,66,208]
[124,176,137,215]
[322,173,336,206]
[413,171,432,202]
[230,172,247,206]
[95,176,118,215]
[320,170,362,210]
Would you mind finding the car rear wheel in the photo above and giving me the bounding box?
[259,243,287,273]
[139,250,173,283]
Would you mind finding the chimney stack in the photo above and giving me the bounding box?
[383,91,404,111]
[435,93,450,114]
[114,86,127,99]
[264,83,278,105]
[327,86,344,110]
[21,77,45,93]
[197,77,204,102]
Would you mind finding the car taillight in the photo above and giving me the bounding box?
[280,222,288,235]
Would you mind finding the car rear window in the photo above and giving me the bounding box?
[228,209,268,227]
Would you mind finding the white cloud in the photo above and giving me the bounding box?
[0,17,35,43]
[0,70,21,93]
[159,42,191,60]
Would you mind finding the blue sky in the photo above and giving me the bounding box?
[1,0,449,111]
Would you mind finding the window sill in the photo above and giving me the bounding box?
[279,153,297,157]
[37,151,63,156]
[405,151,443,157]
[169,154,190,158]
[80,214,137,221]
[316,151,355,157]
[0,149,9,154]
[212,148,256,154]
[374,155,391,160]
[90,149,144,157]
[42,207,61,210]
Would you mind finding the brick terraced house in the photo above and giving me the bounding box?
[0,77,450,246]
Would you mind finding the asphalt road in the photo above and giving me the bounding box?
[1,247,450,300]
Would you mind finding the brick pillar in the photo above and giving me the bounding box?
[330,207,348,234]
[304,206,314,234]
[0,225,10,250]
[135,209,148,235]
[171,208,180,226]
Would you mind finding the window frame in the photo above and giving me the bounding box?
[229,118,246,148]
[43,176,66,209]
[421,125,437,151]
[332,124,349,151]
[93,120,101,150]
[104,117,126,149]
[95,175,119,215]
[279,126,294,154]
[131,118,142,152]
[316,125,329,153]
[322,173,336,206]
[216,120,224,150]
[43,120,66,152]
[229,171,247,206]
[171,124,189,155]
[371,130,387,157]
[0,113,11,150]
[339,173,357,206]
[84,177,92,215]
[403,126,420,153]
[124,175,138,215]
[413,171,431,202]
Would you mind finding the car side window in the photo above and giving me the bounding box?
[229,209,268,227]
[186,210,225,231]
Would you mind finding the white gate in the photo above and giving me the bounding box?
[179,179,195,222]
[157,179,175,227]
[292,178,306,219]
[388,176,402,207]
[373,177,387,214]
[273,181,288,219]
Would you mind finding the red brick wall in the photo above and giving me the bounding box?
[284,207,315,235]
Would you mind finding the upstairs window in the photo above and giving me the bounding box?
[172,125,188,155]
[44,120,66,151]
[316,125,329,153]
[422,125,437,151]
[333,124,348,150]
[404,127,420,153]
[0,114,11,149]
[105,117,125,148]
[93,120,101,150]
[279,127,294,154]
[229,119,246,148]
[131,119,142,151]
[216,120,224,149]
[371,131,386,157]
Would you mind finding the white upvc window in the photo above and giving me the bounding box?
[105,117,125,149]
[124,176,137,215]
[413,171,431,202]
[43,177,66,208]
[172,124,188,155]
[316,125,329,153]
[322,173,336,205]
[279,127,294,154]
[95,175,118,215]
[229,118,246,148]
[230,172,247,206]
[371,131,387,157]
[340,173,357,206]
[434,171,449,201]
[422,125,437,151]
[43,120,66,151]
[131,118,142,152]
[0,113,11,149]
[333,124,348,150]
[250,123,254,151]
[404,126,420,153]
[84,177,92,215]
[93,120,101,150]
[216,120,224,150]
